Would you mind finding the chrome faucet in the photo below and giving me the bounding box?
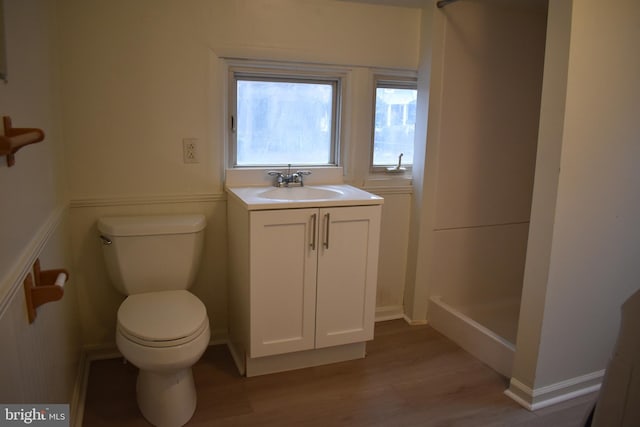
[267,164,312,187]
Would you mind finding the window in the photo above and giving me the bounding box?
[230,68,342,167]
[372,78,417,170]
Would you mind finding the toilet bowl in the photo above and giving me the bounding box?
[116,290,210,427]
[98,215,209,427]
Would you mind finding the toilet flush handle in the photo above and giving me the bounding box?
[99,235,112,245]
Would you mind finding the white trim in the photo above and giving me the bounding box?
[69,193,226,208]
[80,329,229,362]
[403,314,428,325]
[375,305,405,322]
[226,340,246,376]
[506,371,604,411]
[82,343,121,361]
[226,60,348,169]
[428,296,514,377]
[430,296,515,350]
[66,186,410,208]
[75,335,232,425]
[71,351,90,427]
[0,203,66,317]
[224,58,355,76]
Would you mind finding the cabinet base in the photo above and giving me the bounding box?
[228,341,367,377]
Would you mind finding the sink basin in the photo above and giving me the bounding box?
[258,186,343,201]
[225,184,384,210]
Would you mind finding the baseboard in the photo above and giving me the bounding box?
[71,350,90,427]
[375,305,405,322]
[403,314,428,325]
[428,296,514,377]
[226,340,246,376]
[210,327,228,345]
[505,370,604,411]
[73,332,231,426]
[72,342,122,427]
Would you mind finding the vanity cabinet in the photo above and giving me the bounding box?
[251,205,381,357]
[227,194,382,376]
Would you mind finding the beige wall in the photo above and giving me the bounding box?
[60,0,419,348]
[414,0,546,314]
[434,0,545,230]
[0,0,81,413]
[0,0,63,291]
[59,0,420,200]
[511,0,640,407]
[403,1,437,322]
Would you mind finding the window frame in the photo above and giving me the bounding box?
[228,64,344,168]
[370,75,418,174]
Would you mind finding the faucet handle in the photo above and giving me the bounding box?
[267,170,285,187]
[293,170,311,186]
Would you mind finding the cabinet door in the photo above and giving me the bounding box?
[315,205,381,348]
[249,208,318,357]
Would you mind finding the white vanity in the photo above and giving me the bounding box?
[226,182,383,376]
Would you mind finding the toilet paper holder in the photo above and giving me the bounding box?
[23,258,69,324]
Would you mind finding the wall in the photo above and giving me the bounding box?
[59,0,420,348]
[0,0,81,415]
[411,0,546,319]
[402,0,436,323]
[0,0,63,295]
[510,0,640,409]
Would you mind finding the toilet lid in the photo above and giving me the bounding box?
[117,290,208,344]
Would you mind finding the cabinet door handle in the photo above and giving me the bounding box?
[323,213,330,249]
[310,213,317,250]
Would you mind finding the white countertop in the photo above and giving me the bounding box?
[226,184,384,210]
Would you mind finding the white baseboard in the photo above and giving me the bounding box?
[505,370,603,411]
[375,305,405,322]
[428,296,514,377]
[71,351,90,427]
[370,305,428,325]
[73,329,230,426]
[226,340,246,376]
[403,315,428,325]
[210,327,228,345]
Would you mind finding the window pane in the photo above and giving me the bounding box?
[236,79,335,166]
[373,86,417,166]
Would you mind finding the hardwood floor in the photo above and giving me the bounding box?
[82,320,595,426]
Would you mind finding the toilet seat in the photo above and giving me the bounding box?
[117,290,208,348]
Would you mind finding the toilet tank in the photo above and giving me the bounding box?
[97,214,206,295]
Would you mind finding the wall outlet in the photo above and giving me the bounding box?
[182,138,199,163]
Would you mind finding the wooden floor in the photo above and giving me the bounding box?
[82,320,595,426]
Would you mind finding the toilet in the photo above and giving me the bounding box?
[97,214,210,427]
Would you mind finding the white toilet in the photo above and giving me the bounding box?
[97,214,210,427]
